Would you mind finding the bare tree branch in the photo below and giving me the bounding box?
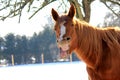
[0,0,11,11]
[100,0,120,17]
[61,0,69,13]
[29,0,56,19]
[0,0,30,21]
[106,0,120,6]
[0,0,119,23]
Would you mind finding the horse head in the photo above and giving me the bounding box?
[51,4,77,58]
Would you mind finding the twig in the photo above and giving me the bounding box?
[1,0,29,21]
[29,0,56,19]
[105,2,119,17]
[107,0,120,6]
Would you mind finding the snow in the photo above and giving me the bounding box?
[0,61,88,80]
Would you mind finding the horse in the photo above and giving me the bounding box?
[51,4,120,80]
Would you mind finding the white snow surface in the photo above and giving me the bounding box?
[0,61,88,80]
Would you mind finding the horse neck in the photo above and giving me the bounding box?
[74,20,102,68]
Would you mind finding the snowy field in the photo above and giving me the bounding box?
[0,61,88,80]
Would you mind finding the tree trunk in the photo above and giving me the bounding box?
[68,0,84,20]
[82,0,91,22]
[69,0,93,22]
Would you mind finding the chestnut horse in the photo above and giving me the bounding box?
[51,4,120,80]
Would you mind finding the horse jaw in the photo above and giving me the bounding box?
[57,42,70,59]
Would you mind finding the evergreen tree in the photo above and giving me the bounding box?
[4,33,16,63]
[0,37,4,59]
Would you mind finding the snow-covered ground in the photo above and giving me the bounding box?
[0,61,88,80]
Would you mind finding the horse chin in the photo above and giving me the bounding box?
[58,43,70,59]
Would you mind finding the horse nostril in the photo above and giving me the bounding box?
[66,37,71,41]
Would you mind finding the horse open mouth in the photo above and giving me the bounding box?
[59,44,69,59]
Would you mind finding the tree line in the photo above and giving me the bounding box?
[0,26,57,64]
[0,25,78,65]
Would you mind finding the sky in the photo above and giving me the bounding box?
[0,0,109,37]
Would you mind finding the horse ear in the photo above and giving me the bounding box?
[51,8,59,21]
[68,3,76,18]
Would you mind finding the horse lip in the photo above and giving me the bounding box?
[59,47,69,59]
[60,47,69,54]
[57,40,70,58]
[58,43,69,51]
[57,40,70,46]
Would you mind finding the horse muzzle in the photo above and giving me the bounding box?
[56,37,70,49]
[56,37,71,59]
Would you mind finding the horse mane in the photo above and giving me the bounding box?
[73,18,120,68]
